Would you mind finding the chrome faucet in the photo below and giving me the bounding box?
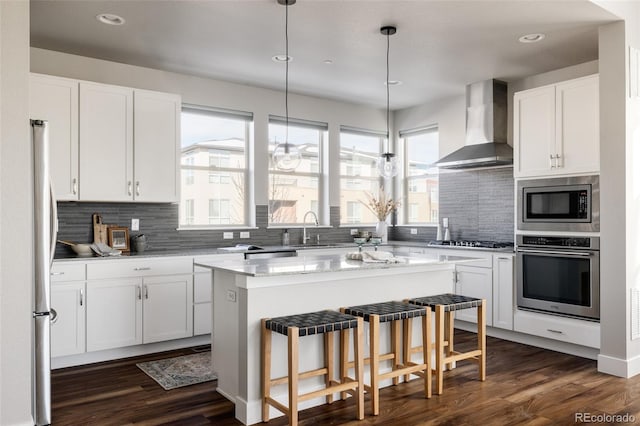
[302,211,319,245]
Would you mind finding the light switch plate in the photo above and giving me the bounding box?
[223,232,233,239]
[131,218,140,231]
[226,290,237,303]
[442,218,449,228]
[410,228,418,235]
[240,231,250,238]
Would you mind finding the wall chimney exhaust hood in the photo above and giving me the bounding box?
[435,79,512,169]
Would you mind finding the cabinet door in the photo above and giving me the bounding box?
[556,75,599,174]
[454,265,493,326]
[86,278,142,351]
[29,74,79,201]
[133,89,181,202]
[492,255,514,330]
[142,274,193,343]
[51,282,86,357]
[514,86,556,178]
[79,82,134,201]
[194,303,212,336]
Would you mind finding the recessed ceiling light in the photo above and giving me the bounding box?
[519,33,545,43]
[96,13,125,26]
[384,80,402,86]
[272,55,293,63]
[323,59,333,65]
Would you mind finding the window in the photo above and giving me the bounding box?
[401,126,439,224]
[179,105,252,227]
[209,199,231,225]
[339,127,384,224]
[268,117,327,225]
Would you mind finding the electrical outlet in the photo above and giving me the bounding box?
[131,218,140,231]
[410,228,418,235]
[240,231,250,238]
[226,290,237,303]
[350,229,359,236]
[442,217,449,228]
[223,232,233,239]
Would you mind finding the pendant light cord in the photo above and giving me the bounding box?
[285,1,290,150]
[386,28,390,155]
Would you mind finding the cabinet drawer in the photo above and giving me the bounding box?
[514,309,600,348]
[51,262,86,282]
[87,257,192,279]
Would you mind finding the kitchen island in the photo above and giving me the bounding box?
[195,251,484,425]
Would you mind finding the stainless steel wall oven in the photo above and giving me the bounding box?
[516,235,600,321]
[517,175,599,232]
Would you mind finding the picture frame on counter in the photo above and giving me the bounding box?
[108,226,130,252]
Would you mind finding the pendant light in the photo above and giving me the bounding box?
[272,0,302,171]
[377,25,398,178]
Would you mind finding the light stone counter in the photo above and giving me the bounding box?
[196,251,483,425]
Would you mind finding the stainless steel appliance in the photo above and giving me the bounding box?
[516,235,599,320]
[517,175,599,232]
[32,120,58,426]
[428,240,514,250]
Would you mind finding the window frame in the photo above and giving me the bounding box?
[267,116,328,226]
[338,126,385,225]
[178,104,253,229]
[400,125,440,226]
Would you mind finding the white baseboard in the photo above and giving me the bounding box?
[597,353,640,378]
[51,335,211,369]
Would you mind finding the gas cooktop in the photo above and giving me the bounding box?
[428,240,515,250]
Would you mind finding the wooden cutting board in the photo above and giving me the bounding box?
[92,213,109,245]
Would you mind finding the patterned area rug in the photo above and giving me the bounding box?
[136,352,216,390]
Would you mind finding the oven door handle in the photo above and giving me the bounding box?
[517,248,595,257]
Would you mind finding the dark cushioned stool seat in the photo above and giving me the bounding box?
[344,301,428,323]
[407,293,483,312]
[265,310,359,337]
[341,300,432,415]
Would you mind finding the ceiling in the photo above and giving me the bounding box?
[30,1,619,110]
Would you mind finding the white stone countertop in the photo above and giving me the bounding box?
[194,250,485,277]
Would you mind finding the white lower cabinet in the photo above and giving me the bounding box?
[142,274,193,343]
[86,278,143,352]
[51,282,86,357]
[492,254,514,330]
[454,264,493,326]
[514,309,600,348]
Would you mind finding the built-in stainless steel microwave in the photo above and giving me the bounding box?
[517,175,599,233]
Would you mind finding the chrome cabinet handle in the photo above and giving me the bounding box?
[72,178,78,195]
[135,181,140,197]
[127,181,133,196]
[134,267,151,271]
[145,285,149,300]
[549,154,555,168]
[555,153,561,168]
[80,289,83,307]
[51,271,65,276]
[137,286,142,300]
[547,329,563,334]
[496,256,510,260]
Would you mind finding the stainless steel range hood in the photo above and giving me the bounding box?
[435,79,512,169]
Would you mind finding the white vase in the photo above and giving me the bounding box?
[375,220,388,243]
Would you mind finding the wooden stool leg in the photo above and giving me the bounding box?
[422,308,432,398]
[445,311,455,371]
[370,314,381,416]
[478,300,487,382]
[354,318,365,420]
[261,319,272,422]
[402,318,412,382]
[288,327,299,426]
[435,305,445,395]
[340,327,349,400]
[325,331,334,404]
[391,319,401,385]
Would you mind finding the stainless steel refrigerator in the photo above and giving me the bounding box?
[32,119,58,426]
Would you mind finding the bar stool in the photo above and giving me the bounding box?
[406,294,486,395]
[341,301,432,416]
[261,310,365,426]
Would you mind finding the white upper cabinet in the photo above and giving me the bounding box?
[79,82,134,201]
[133,89,180,202]
[29,73,79,201]
[514,74,599,178]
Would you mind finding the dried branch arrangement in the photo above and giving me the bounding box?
[361,187,401,221]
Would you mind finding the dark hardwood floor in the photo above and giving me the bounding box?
[52,331,640,425]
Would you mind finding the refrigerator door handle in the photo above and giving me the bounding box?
[49,182,58,266]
